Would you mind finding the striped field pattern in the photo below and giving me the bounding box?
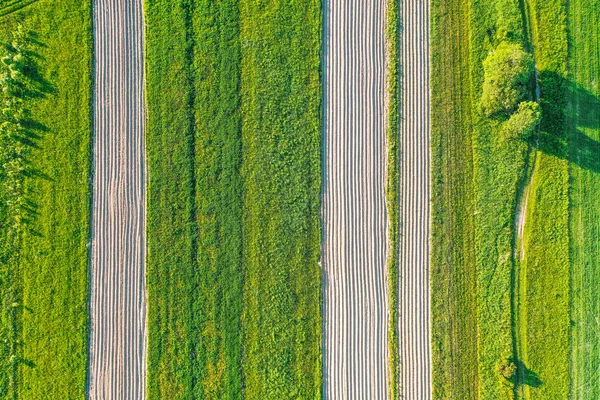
[322,0,390,397]
[399,0,432,398]
[88,0,147,398]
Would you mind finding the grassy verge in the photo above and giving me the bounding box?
[520,0,571,397]
[0,0,92,397]
[568,0,600,397]
[239,0,322,397]
[430,0,479,397]
[145,0,243,397]
[385,0,399,396]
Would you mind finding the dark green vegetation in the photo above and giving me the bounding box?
[0,1,38,18]
[145,0,321,397]
[0,0,91,397]
[386,0,400,396]
[432,0,586,397]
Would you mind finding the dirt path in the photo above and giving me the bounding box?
[322,0,390,397]
[398,0,432,398]
[88,0,147,398]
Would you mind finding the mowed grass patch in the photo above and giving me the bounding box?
[0,0,92,397]
[430,0,479,397]
[568,0,600,397]
[239,0,322,397]
[145,0,243,397]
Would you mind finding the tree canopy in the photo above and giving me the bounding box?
[481,41,534,116]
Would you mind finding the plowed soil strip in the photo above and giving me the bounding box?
[88,0,147,398]
[399,0,432,398]
[323,0,390,397]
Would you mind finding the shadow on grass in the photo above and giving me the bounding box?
[515,359,543,389]
[1,29,54,230]
[527,71,600,173]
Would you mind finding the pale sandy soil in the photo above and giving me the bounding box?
[398,0,432,398]
[88,0,147,398]
[322,0,390,397]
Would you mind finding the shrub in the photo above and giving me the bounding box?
[496,358,518,383]
[481,41,534,116]
[502,101,542,141]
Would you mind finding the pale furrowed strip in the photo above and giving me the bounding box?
[88,0,147,398]
[323,0,390,397]
[398,0,432,398]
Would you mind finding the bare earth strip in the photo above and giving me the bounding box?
[398,0,432,398]
[323,0,390,397]
[88,0,147,398]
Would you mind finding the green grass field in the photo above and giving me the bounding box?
[144,1,244,397]
[469,1,530,398]
[239,0,322,397]
[568,0,600,397]
[518,0,571,397]
[145,0,322,398]
[430,0,479,397]
[431,0,580,397]
[0,0,92,397]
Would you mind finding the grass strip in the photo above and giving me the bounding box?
[0,0,92,397]
[519,0,571,397]
[468,0,531,397]
[145,0,244,397]
[430,0,479,397]
[239,0,322,397]
[385,0,400,397]
[146,1,322,397]
[567,0,600,397]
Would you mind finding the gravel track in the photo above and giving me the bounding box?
[398,0,432,398]
[322,0,390,397]
[88,0,147,398]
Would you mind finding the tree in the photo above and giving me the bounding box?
[502,101,541,141]
[481,41,534,116]
[496,358,518,383]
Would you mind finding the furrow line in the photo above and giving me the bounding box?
[323,0,390,398]
[398,0,432,398]
[88,0,147,398]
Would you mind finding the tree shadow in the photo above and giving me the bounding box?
[515,359,543,388]
[2,30,56,99]
[526,71,600,173]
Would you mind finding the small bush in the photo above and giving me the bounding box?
[496,358,517,383]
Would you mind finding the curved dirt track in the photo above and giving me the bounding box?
[398,0,432,398]
[88,0,147,398]
[322,0,390,397]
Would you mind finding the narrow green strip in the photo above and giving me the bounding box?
[386,0,400,397]
[568,0,600,397]
[0,1,92,397]
[145,0,243,397]
[239,0,322,397]
[430,0,479,397]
